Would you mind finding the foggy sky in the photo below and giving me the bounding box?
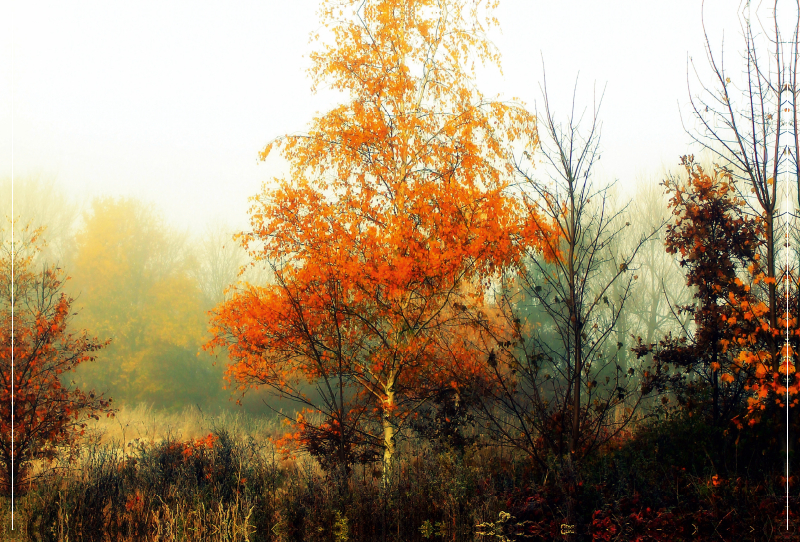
[2,1,745,231]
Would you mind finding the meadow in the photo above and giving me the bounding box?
[1,403,795,542]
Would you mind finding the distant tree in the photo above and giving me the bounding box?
[71,197,212,408]
[609,180,694,362]
[0,175,80,268]
[0,222,112,496]
[192,220,261,311]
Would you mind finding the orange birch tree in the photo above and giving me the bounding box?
[206,0,554,480]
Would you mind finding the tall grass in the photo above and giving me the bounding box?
[1,404,796,541]
[0,404,521,541]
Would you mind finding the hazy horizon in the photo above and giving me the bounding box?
[3,1,749,232]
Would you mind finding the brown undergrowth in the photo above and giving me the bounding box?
[0,405,797,541]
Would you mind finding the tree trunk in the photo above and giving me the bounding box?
[572,328,582,455]
[380,387,395,542]
[568,256,581,541]
[563,455,578,542]
[765,213,778,372]
[382,387,396,488]
[712,343,719,427]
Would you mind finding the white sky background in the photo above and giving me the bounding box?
[1,1,755,232]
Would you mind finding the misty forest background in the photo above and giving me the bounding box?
[1,171,679,415]
[2,183,274,413]
[2,1,800,541]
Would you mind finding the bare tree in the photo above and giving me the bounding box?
[193,221,247,309]
[686,0,799,373]
[472,74,663,537]
[191,219,276,312]
[0,175,80,269]
[623,180,694,344]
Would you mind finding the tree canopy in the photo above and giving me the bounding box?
[206,0,557,478]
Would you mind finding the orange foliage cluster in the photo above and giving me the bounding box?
[660,157,799,426]
[181,433,218,458]
[206,0,556,467]
[0,224,112,495]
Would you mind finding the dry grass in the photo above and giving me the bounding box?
[1,404,795,541]
[84,403,283,448]
[0,403,516,542]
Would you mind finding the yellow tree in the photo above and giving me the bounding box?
[71,198,209,407]
[207,0,554,480]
